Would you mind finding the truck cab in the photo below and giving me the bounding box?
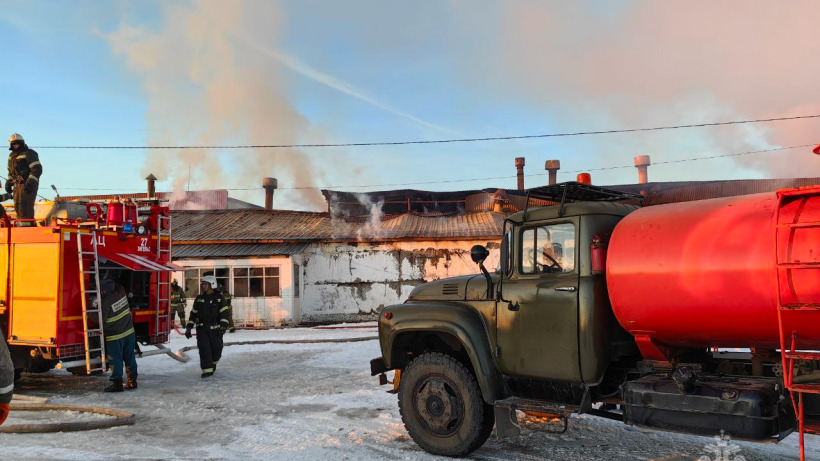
[370,183,644,456]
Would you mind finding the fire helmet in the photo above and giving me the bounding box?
[200,275,218,289]
[8,133,24,145]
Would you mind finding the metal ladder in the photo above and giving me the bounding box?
[77,230,107,374]
[155,214,172,335]
[773,186,820,461]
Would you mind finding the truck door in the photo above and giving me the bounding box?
[496,220,580,381]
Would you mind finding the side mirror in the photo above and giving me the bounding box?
[471,245,490,264]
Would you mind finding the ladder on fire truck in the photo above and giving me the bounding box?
[774,186,820,461]
[76,229,107,374]
[155,214,172,336]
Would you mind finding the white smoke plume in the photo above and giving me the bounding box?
[103,1,338,210]
[355,194,385,241]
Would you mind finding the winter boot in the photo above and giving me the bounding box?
[201,371,214,378]
[124,376,138,390]
[104,379,124,393]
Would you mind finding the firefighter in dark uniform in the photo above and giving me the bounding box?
[170,279,187,328]
[6,133,42,220]
[101,278,138,392]
[185,275,229,378]
[217,285,236,333]
[0,326,13,425]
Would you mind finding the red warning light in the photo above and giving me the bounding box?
[813,144,820,155]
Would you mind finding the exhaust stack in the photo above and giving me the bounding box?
[146,174,157,198]
[544,160,560,185]
[515,157,525,191]
[263,177,278,210]
[634,155,651,184]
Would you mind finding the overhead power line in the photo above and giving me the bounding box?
[54,142,814,192]
[34,114,820,150]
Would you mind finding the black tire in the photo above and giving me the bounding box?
[398,352,495,457]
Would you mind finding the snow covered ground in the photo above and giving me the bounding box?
[3,324,818,461]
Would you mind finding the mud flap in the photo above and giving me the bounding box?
[494,405,520,438]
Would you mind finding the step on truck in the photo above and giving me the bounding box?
[371,181,820,459]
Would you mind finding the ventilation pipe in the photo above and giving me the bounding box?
[634,155,651,184]
[545,160,561,185]
[577,173,592,184]
[263,177,278,210]
[515,157,525,191]
[146,174,157,198]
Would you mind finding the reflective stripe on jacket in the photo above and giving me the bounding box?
[102,292,135,342]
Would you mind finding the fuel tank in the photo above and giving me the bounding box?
[607,189,820,360]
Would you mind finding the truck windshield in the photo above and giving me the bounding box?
[520,222,575,274]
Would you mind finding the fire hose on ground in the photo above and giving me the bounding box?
[2,333,378,433]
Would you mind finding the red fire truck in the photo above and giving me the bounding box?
[0,198,180,377]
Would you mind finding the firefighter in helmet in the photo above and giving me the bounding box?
[6,133,42,220]
[0,326,13,426]
[170,279,187,328]
[185,275,229,378]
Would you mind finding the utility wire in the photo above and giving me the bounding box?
[33,114,820,150]
[52,142,814,192]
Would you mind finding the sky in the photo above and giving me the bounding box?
[1,0,819,210]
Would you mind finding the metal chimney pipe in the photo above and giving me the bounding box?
[544,160,561,185]
[262,177,278,210]
[146,174,157,198]
[634,155,651,184]
[515,157,525,191]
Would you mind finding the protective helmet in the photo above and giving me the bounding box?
[8,133,24,144]
[201,275,217,288]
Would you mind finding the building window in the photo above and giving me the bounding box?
[184,267,229,296]
[233,267,280,297]
[293,265,300,298]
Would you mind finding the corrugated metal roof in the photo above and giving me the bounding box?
[171,209,505,242]
[173,243,308,258]
[172,210,331,241]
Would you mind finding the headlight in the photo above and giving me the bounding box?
[137,225,146,235]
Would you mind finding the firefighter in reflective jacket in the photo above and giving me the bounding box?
[170,279,187,328]
[0,326,13,425]
[101,278,138,392]
[6,133,42,220]
[185,275,229,378]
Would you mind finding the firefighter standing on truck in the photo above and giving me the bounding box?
[170,279,187,328]
[185,275,229,378]
[0,327,13,426]
[6,133,42,220]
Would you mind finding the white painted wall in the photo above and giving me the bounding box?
[173,256,298,327]
[300,240,501,323]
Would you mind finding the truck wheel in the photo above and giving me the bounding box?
[398,352,494,457]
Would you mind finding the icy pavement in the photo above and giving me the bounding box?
[2,324,818,460]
